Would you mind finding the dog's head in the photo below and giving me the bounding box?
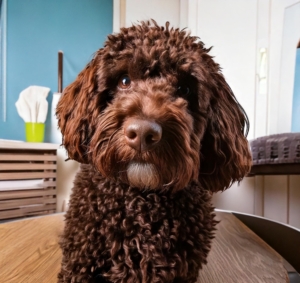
[57,20,252,192]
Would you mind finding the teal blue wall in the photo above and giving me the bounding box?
[0,0,112,142]
[292,48,300,132]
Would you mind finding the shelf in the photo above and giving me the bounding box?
[0,139,60,150]
[249,163,300,176]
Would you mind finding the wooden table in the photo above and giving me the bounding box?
[0,211,289,283]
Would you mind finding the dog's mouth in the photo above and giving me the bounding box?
[126,161,160,190]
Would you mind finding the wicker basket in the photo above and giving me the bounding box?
[250,133,300,165]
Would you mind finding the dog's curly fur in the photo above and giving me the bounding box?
[56,21,252,283]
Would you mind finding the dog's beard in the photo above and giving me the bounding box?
[126,161,160,190]
[92,132,200,191]
[91,103,201,191]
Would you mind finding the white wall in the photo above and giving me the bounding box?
[113,0,180,31]
[56,149,79,212]
[125,0,180,27]
[196,0,257,140]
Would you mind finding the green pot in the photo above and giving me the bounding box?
[25,123,45,143]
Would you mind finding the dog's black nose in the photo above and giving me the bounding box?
[124,118,162,152]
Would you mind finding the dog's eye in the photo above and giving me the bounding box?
[177,85,190,96]
[118,75,131,89]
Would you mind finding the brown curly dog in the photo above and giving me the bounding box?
[56,20,252,283]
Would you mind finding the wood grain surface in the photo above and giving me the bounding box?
[0,214,64,283]
[0,212,289,283]
[199,211,289,283]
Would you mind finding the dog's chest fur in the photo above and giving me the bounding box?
[60,164,216,282]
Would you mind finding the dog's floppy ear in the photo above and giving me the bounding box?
[56,58,100,163]
[199,73,252,192]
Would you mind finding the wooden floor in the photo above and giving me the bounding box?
[0,213,64,282]
[0,211,289,283]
